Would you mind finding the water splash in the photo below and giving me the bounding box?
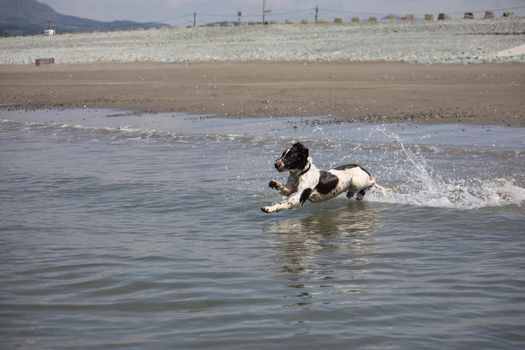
[367,126,524,209]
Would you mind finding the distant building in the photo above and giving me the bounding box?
[44,29,55,36]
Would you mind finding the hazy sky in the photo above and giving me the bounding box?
[39,0,525,25]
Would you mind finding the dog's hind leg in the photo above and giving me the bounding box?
[356,189,367,200]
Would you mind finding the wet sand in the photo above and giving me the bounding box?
[0,62,524,125]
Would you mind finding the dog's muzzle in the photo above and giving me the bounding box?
[274,159,286,172]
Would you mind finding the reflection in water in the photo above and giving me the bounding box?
[264,202,381,307]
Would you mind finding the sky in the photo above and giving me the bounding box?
[38,0,525,25]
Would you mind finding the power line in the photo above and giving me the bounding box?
[154,4,525,25]
[155,13,194,23]
[319,5,525,17]
[270,9,312,17]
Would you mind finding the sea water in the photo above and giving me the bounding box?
[1,110,524,349]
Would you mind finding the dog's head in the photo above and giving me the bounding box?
[274,142,309,172]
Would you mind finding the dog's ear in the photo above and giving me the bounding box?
[292,142,309,158]
[291,143,309,170]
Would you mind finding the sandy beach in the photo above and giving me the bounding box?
[0,62,524,125]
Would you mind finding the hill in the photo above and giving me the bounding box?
[0,0,169,36]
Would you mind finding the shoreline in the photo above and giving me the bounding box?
[1,61,524,126]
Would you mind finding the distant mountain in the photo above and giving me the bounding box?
[0,0,170,36]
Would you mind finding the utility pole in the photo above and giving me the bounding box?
[262,0,266,24]
[262,0,271,24]
[238,11,242,25]
[315,5,319,24]
[193,12,196,28]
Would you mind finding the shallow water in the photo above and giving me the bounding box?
[1,110,524,349]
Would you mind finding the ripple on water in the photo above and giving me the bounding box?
[1,110,524,349]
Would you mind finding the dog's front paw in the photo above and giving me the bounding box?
[269,180,280,190]
[261,206,277,214]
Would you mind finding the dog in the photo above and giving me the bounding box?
[261,142,388,213]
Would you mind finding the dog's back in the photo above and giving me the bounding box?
[332,164,375,192]
[308,164,375,203]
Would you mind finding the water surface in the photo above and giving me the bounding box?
[1,110,524,349]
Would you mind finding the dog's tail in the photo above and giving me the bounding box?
[370,176,393,197]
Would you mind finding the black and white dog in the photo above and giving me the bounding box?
[261,142,387,213]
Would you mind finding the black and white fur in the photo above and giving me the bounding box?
[261,142,386,213]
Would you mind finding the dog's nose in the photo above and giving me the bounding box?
[275,159,284,170]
